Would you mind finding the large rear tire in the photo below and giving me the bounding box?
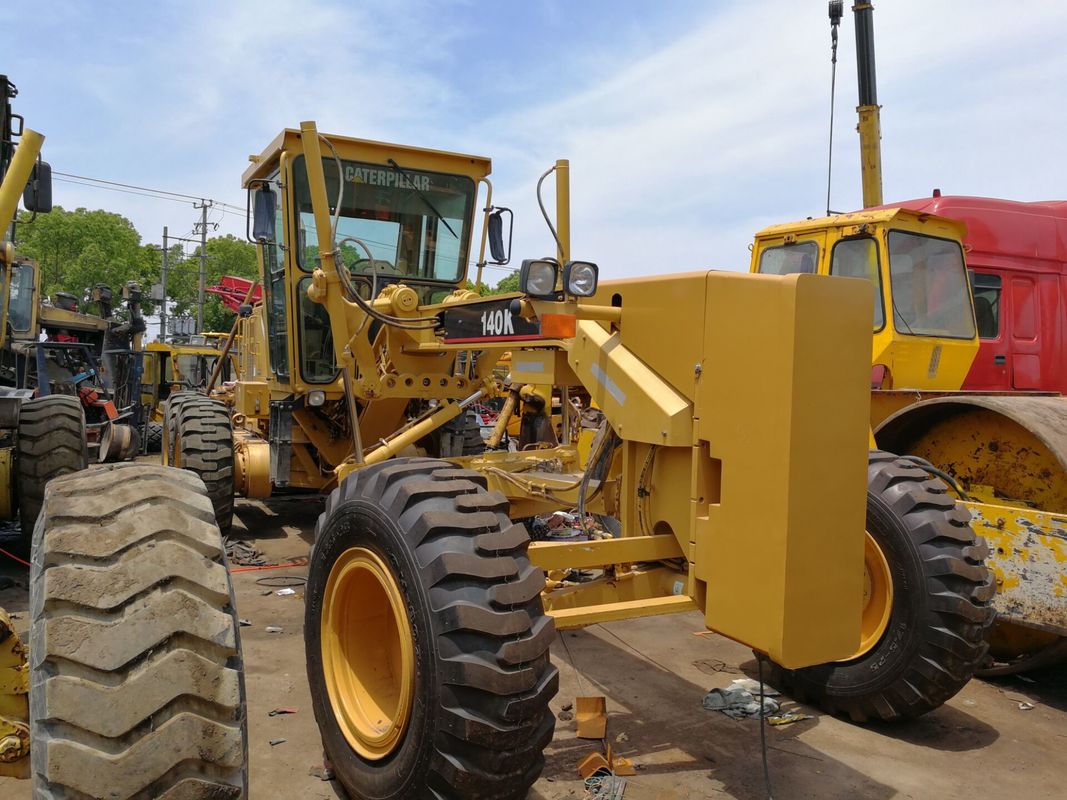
[770,451,996,721]
[305,458,557,799]
[16,395,87,546]
[145,420,164,453]
[29,463,247,798]
[174,395,235,531]
[163,390,198,466]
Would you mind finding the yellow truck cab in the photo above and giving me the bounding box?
[751,208,980,400]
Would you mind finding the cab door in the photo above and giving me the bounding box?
[1009,274,1042,389]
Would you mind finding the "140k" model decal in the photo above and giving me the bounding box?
[480,308,516,337]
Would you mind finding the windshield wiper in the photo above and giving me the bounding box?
[387,158,458,239]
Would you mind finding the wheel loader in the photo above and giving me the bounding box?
[10,119,879,798]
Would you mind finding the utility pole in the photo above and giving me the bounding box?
[193,200,216,333]
[160,226,169,342]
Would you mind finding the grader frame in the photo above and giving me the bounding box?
[226,120,873,660]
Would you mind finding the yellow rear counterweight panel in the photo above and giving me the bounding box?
[697,272,872,668]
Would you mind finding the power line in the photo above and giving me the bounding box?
[54,170,214,203]
[54,176,196,206]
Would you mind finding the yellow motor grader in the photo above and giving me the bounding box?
[18,120,878,798]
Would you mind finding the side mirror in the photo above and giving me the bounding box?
[249,185,277,242]
[23,161,52,214]
[487,207,513,265]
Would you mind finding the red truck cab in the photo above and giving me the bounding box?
[888,196,1067,393]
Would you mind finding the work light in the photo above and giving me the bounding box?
[563,261,599,297]
[519,259,559,298]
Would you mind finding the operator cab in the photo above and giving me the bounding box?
[243,128,497,391]
[751,208,980,390]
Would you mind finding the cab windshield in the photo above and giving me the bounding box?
[292,156,475,294]
[887,231,975,339]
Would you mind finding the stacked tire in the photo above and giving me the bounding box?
[29,463,247,798]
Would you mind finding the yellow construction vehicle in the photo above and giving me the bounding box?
[72,118,886,800]
[140,336,238,450]
[751,206,1066,717]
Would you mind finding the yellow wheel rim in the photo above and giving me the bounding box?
[321,546,415,760]
[850,531,894,659]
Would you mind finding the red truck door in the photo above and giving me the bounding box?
[1009,274,1043,389]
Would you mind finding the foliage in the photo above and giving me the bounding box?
[13,206,159,313]
[166,235,258,333]
[466,270,519,296]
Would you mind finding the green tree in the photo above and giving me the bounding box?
[465,270,520,296]
[493,270,520,294]
[13,206,158,313]
[168,235,258,333]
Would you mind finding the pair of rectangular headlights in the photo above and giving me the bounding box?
[519,259,599,298]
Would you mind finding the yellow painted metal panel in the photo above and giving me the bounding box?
[549,596,697,630]
[588,273,709,402]
[966,500,1067,635]
[509,349,580,387]
[530,535,684,572]
[235,380,270,418]
[696,272,871,668]
[567,319,691,446]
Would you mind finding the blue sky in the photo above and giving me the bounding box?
[9,0,1067,284]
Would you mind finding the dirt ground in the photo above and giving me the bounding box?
[2,494,1066,799]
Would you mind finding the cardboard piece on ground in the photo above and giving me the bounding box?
[612,756,637,776]
[578,752,610,779]
[576,695,608,739]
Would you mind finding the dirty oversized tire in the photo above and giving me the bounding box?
[29,463,247,798]
[17,395,87,545]
[146,420,164,453]
[163,390,198,465]
[770,451,996,721]
[175,395,234,531]
[305,458,557,800]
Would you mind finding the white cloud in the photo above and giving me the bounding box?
[9,0,1067,286]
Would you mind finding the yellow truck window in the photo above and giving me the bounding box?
[758,241,818,275]
[887,231,975,339]
[831,237,885,330]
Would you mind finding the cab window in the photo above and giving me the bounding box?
[887,231,975,339]
[256,182,290,379]
[970,273,1001,339]
[7,263,35,332]
[758,241,819,275]
[291,156,474,290]
[830,237,885,330]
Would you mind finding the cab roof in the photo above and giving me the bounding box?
[242,126,493,188]
[754,207,967,241]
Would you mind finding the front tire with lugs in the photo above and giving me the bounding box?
[29,463,247,798]
[305,458,558,800]
[770,450,996,722]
